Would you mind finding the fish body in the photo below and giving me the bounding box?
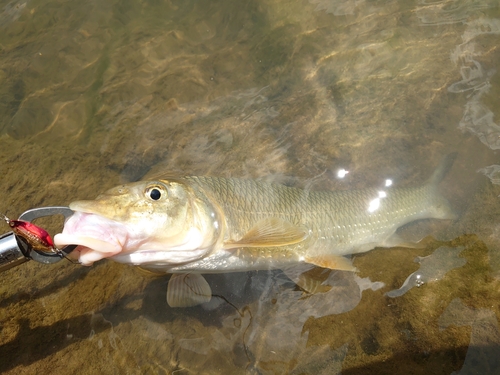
[54,155,456,306]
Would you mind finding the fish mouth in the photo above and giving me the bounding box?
[54,212,128,265]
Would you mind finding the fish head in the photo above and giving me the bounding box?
[72,180,192,236]
[54,180,219,267]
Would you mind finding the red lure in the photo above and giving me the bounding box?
[1,214,56,253]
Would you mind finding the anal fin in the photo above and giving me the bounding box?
[167,273,212,307]
[304,254,357,272]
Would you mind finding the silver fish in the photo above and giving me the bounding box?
[54,154,456,307]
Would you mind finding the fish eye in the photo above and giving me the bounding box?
[145,185,166,201]
[150,189,161,200]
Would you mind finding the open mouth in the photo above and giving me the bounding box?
[54,212,129,265]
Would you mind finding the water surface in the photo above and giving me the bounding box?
[1,0,500,373]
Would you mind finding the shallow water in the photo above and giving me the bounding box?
[1,0,500,373]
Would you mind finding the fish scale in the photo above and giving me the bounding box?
[184,173,453,258]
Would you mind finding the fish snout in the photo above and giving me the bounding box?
[69,199,122,218]
[99,185,130,198]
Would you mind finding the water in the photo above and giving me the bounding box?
[0,0,499,373]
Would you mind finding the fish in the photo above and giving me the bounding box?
[54,154,456,307]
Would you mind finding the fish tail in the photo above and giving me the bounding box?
[426,153,457,220]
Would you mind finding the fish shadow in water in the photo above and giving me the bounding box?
[0,270,275,373]
[129,271,281,326]
[0,267,487,375]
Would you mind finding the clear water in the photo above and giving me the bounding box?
[1,0,500,373]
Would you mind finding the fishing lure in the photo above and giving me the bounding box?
[1,213,59,254]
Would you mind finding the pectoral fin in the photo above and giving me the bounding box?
[304,254,357,272]
[166,273,212,307]
[225,217,307,249]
